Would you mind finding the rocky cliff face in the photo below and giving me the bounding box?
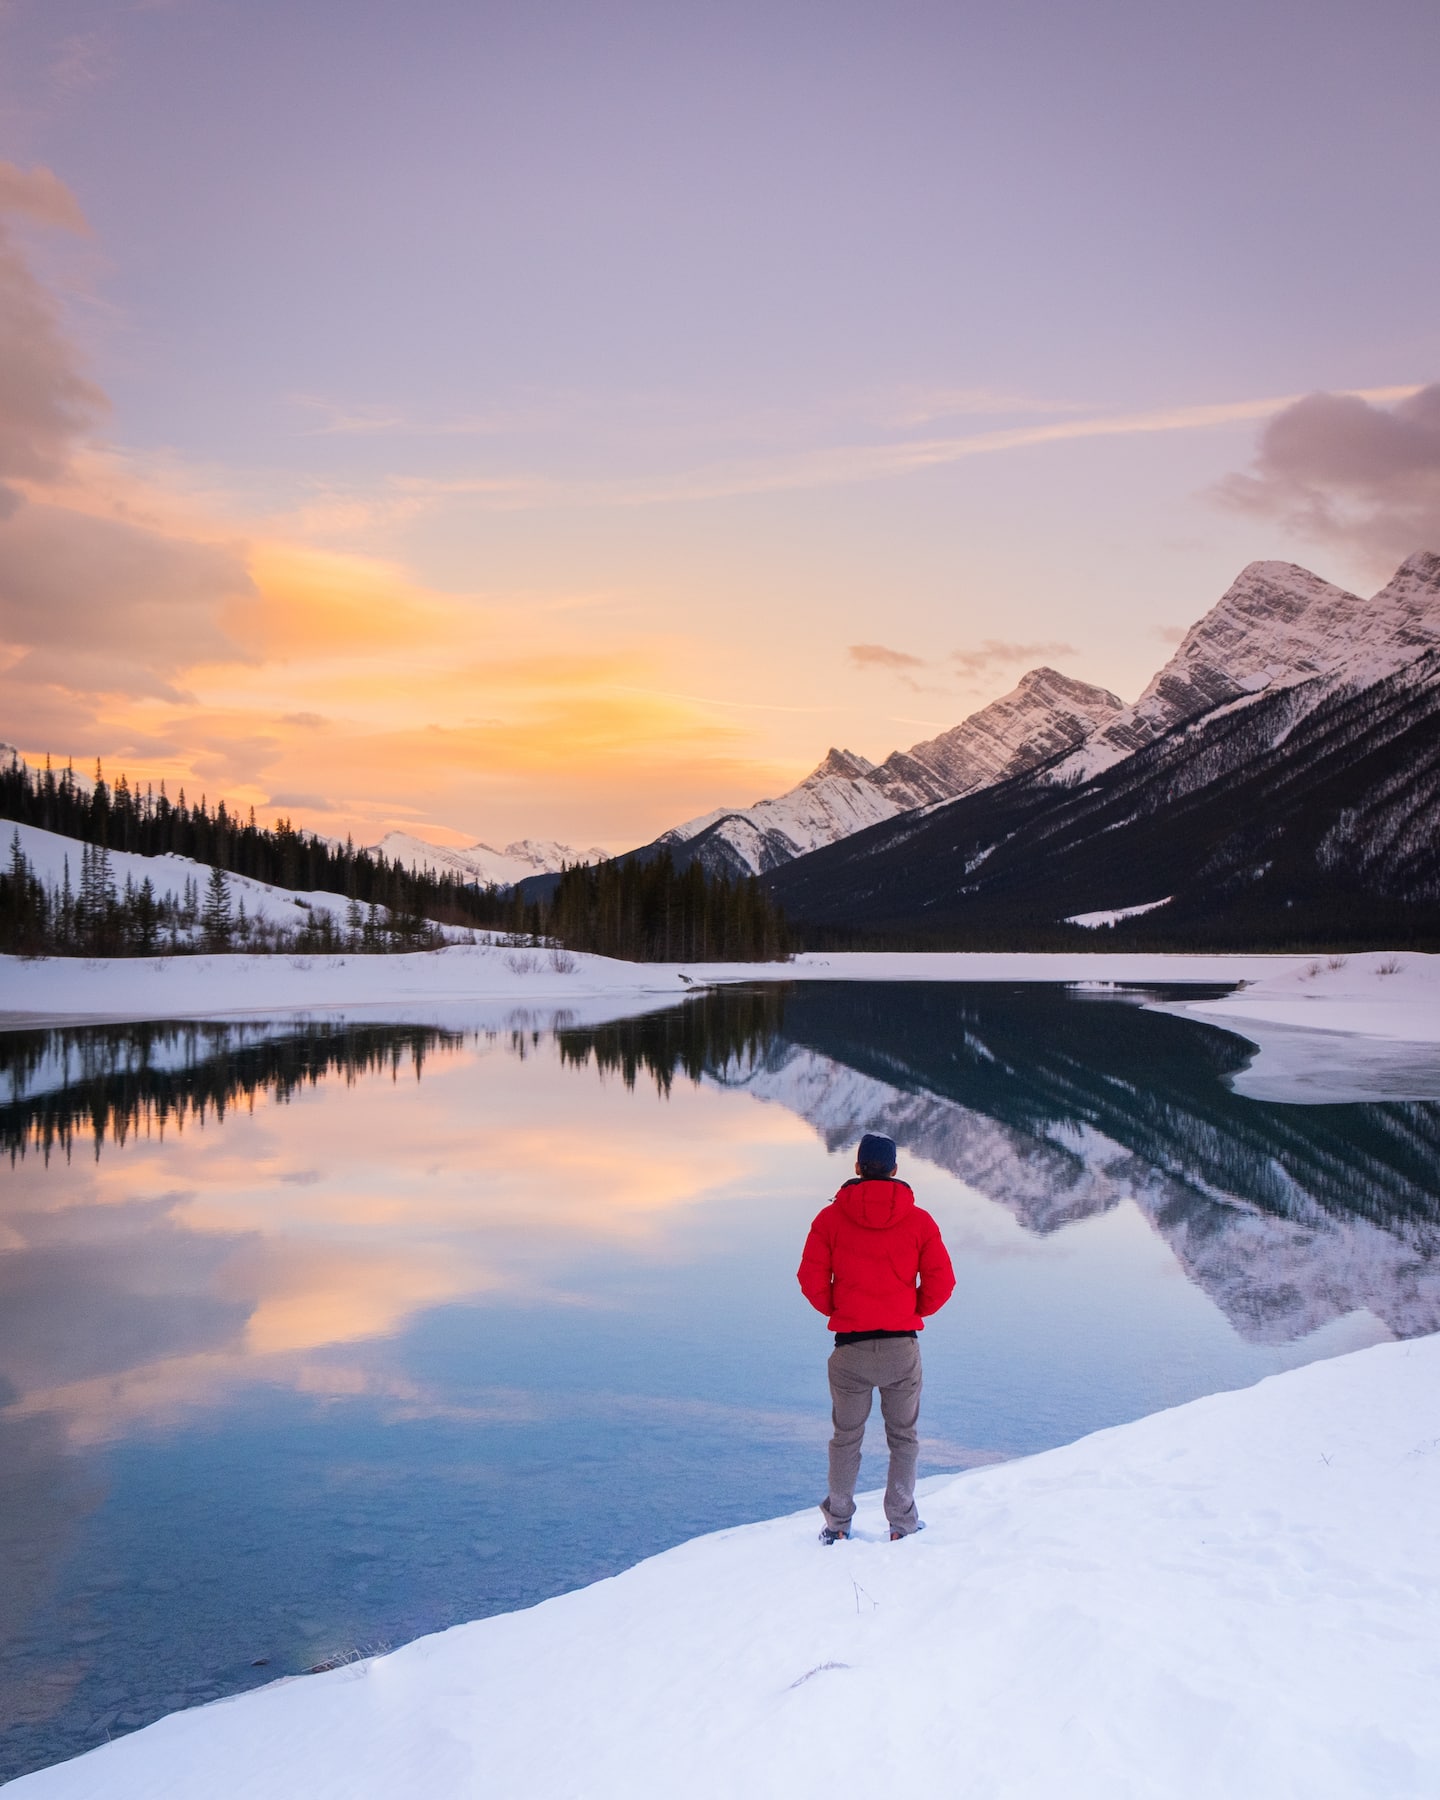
[896,666,1125,796]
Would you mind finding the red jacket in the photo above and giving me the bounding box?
[797,1177,956,1333]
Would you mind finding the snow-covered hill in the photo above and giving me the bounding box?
[367,830,606,888]
[655,668,1124,877]
[4,820,359,936]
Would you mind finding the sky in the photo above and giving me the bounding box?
[1,0,1438,851]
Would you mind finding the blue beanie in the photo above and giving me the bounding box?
[857,1132,898,1174]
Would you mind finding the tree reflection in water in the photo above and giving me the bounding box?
[0,1020,466,1163]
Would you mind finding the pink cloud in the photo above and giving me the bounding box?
[1217,385,1440,567]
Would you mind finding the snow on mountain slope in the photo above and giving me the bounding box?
[659,670,1124,877]
[1054,551,1440,782]
[889,665,1125,796]
[369,830,607,887]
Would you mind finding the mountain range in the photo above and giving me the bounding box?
[639,552,1440,887]
[648,666,1126,877]
[367,830,607,888]
[761,551,1440,947]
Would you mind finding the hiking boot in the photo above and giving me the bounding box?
[889,1521,927,1541]
[819,1526,850,1545]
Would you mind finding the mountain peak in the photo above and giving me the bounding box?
[808,747,877,782]
[884,665,1125,802]
[1051,552,1440,782]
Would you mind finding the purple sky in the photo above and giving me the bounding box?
[1,0,1437,845]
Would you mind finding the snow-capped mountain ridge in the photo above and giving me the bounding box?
[648,551,1440,881]
[656,666,1124,878]
[369,830,607,888]
[1051,551,1440,783]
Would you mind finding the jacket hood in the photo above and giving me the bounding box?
[833,1176,915,1230]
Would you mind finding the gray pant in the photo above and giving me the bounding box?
[821,1336,923,1536]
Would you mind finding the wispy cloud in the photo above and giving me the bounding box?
[949,638,1075,677]
[848,643,924,670]
[298,384,1427,530]
[52,31,114,91]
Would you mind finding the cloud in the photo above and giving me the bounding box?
[0,501,253,689]
[0,169,260,716]
[52,32,114,92]
[1215,385,1440,568]
[0,164,103,492]
[367,385,1424,517]
[949,638,1076,677]
[0,164,89,232]
[848,643,925,670]
[267,791,336,812]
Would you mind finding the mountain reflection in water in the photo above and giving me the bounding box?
[707,983,1440,1344]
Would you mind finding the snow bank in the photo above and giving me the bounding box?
[14,1334,1440,1800]
[0,941,695,1025]
[8,939,1436,1047]
[1172,952,1440,1044]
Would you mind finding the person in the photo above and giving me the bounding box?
[797,1132,955,1543]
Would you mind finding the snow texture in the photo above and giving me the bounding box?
[11,1334,1440,1799]
[1168,949,1440,1096]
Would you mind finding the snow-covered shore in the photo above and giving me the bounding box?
[0,944,1314,1027]
[13,1334,1439,1800]
[1173,950,1440,1044]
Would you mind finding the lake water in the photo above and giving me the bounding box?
[3,981,1439,1781]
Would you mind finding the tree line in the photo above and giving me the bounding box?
[0,752,520,939]
[547,851,789,963]
[0,832,462,957]
[1,752,791,962]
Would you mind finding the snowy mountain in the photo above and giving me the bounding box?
[651,667,1124,877]
[1052,551,1440,782]
[367,831,607,888]
[642,552,1440,887]
[766,569,1440,947]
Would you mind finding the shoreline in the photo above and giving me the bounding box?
[12,1333,1439,1799]
[0,943,1319,1031]
[5,947,1438,1049]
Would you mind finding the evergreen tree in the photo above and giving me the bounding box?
[202,864,234,949]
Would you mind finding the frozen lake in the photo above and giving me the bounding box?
[3,982,1439,1781]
